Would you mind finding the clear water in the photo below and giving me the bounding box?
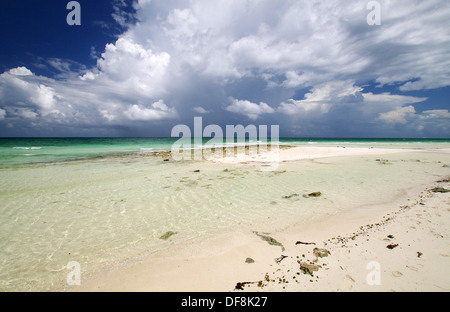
[1,137,449,168]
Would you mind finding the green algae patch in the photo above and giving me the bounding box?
[254,231,285,251]
[431,187,450,193]
[160,231,178,240]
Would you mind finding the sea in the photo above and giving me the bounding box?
[1,137,449,168]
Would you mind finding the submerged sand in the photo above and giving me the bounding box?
[68,145,450,292]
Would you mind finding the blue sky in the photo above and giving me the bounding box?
[0,0,449,138]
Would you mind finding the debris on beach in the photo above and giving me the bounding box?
[386,244,399,249]
[254,232,285,251]
[275,255,288,264]
[299,262,321,276]
[235,281,254,290]
[431,187,450,193]
[159,231,177,240]
[245,257,255,264]
[417,252,423,258]
[193,169,200,172]
[376,159,392,165]
[313,248,331,258]
[304,192,322,198]
[283,193,299,199]
[296,241,316,245]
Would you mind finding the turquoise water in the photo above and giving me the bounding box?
[1,137,449,167]
[0,138,175,167]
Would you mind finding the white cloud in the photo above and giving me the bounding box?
[96,37,171,97]
[277,80,430,133]
[79,71,97,81]
[226,98,275,120]
[282,81,364,114]
[111,0,138,28]
[135,0,450,92]
[377,107,450,134]
[363,92,427,105]
[31,84,58,112]
[378,105,416,124]
[16,108,39,119]
[362,92,427,116]
[0,108,6,120]
[0,68,60,117]
[193,106,209,114]
[277,102,301,115]
[8,67,33,76]
[124,100,178,121]
[1,0,450,137]
[419,109,450,119]
[282,71,309,89]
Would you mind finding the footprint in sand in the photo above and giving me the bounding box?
[392,271,403,277]
[345,274,355,283]
[406,265,419,272]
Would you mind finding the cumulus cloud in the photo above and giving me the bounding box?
[420,109,450,119]
[95,37,171,97]
[0,108,6,120]
[136,0,449,91]
[124,100,178,121]
[8,67,33,76]
[278,80,428,117]
[0,68,61,118]
[276,80,433,136]
[283,81,364,114]
[378,105,416,124]
[226,98,275,120]
[1,0,449,136]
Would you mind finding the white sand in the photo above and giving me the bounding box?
[70,146,450,292]
[242,182,450,292]
[213,145,450,164]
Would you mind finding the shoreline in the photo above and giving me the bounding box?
[69,146,450,292]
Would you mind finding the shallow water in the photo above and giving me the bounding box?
[1,137,449,168]
[0,141,449,291]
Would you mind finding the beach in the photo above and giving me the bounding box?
[0,140,449,292]
[68,144,450,292]
[2,0,450,296]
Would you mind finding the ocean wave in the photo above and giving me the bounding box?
[13,147,42,150]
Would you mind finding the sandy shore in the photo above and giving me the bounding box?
[70,146,450,292]
[239,181,450,292]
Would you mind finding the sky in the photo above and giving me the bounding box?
[0,0,449,138]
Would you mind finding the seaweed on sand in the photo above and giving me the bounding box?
[431,187,450,193]
[254,231,285,251]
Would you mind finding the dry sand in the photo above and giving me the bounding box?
[70,146,450,292]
